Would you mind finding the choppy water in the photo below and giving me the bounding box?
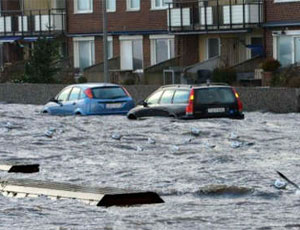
[0,103,300,229]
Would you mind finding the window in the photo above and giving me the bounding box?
[69,87,81,101]
[152,0,168,9]
[276,36,292,66]
[127,0,140,11]
[107,36,113,59]
[160,90,174,104]
[57,88,72,102]
[207,38,220,59]
[120,36,143,70]
[173,90,190,104]
[91,87,127,99]
[73,37,95,70]
[107,0,116,12]
[74,0,93,14]
[150,35,175,65]
[146,90,163,105]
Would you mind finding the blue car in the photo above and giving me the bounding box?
[42,83,135,115]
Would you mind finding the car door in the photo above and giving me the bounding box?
[63,87,82,115]
[134,89,163,117]
[48,87,72,115]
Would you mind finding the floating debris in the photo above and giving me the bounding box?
[183,138,193,144]
[170,145,180,152]
[111,133,122,140]
[204,141,216,149]
[191,128,201,136]
[136,146,144,152]
[230,141,242,148]
[198,185,253,197]
[229,132,239,140]
[147,138,156,144]
[273,179,287,189]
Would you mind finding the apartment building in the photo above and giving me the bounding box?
[168,0,264,68]
[264,0,300,67]
[68,0,175,72]
[0,0,66,68]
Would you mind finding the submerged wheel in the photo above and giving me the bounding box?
[127,114,137,120]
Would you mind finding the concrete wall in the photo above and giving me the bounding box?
[0,83,299,113]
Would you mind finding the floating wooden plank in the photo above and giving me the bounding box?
[0,178,164,207]
[0,161,39,173]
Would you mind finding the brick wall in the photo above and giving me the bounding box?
[67,0,168,34]
[265,0,300,23]
[0,83,300,113]
[177,35,199,66]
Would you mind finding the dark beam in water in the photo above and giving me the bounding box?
[0,178,164,207]
[0,162,39,173]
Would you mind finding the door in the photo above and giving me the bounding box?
[49,87,72,115]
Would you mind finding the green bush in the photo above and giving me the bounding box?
[260,58,281,72]
[77,76,88,83]
[212,67,236,84]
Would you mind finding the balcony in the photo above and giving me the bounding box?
[0,9,66,37]
[167,0,263,33]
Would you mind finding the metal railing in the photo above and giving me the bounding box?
[0,8,66,37]
[167,0,263,32]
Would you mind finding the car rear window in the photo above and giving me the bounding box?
[173,90,190,104]
[91,87,127,99]
[194,87,236,104]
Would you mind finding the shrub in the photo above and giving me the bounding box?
[77,76,88,83]
[260,58,281,72]
[212,67,236,84]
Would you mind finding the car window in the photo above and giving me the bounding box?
[195,87,236,104]
[68,87,81,101]
[57,87,72,102]
[92,87,127,99]
[160,90,174,104]
[146,90,163,105]
[173,90,190,104]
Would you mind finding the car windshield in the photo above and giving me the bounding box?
[194,87,236,104]
[91,87,127,99]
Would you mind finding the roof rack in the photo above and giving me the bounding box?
[160,84,192,89]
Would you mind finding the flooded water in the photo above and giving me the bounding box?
[0,103,300,229]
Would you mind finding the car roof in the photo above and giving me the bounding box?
[68,83,121,90]
[159,83,232,90]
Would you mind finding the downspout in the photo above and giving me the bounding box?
[263,0,267,58]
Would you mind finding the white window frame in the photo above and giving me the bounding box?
[272,30,300,65]
[150,35,175,65]
[119,35,143,70]
[74,0,93,14]
[127,0,140,11]
[73,37,95,69]
[274,0,300,3]
[106,0,116,12]
[151,0,169,10]
[206,37,221,60]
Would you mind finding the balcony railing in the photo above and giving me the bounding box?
[0,9,66,37]
[167,0,263,32]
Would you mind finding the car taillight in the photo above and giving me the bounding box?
[232,88,243,112]
[122,87,131,97]
[185,89,195,116]
[84,88,93,99]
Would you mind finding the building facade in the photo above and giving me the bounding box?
[67,0,175,73]
[168,0,264,68]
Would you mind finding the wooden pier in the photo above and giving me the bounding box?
[0,161,39,173]
[0,178,164,207]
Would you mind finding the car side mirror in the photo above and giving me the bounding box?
[49,98,62,106]
[143,101,148,107]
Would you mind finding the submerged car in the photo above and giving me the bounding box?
[42,83,135,115]
[127,84,244,120]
